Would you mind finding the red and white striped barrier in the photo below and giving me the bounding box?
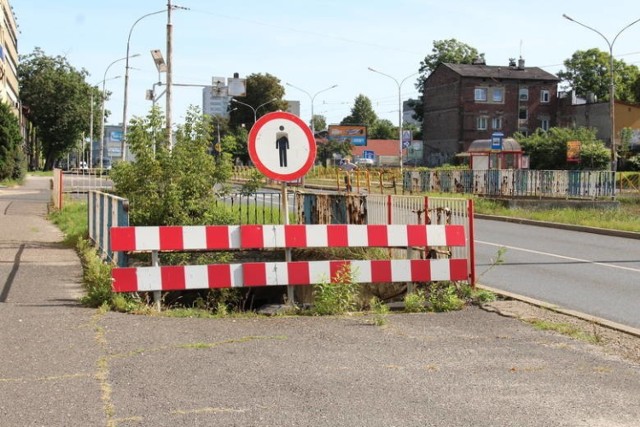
[111,224,470,293]
[111,224,465,251]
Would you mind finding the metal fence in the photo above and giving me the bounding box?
[88,191,129,266]
[405,169,616,199]
[214,192,286,225]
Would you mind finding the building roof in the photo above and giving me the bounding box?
[467,138,522,153]
[351,139,402,157]
[442,63,560,82]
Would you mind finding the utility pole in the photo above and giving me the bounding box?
[166,0,173,149]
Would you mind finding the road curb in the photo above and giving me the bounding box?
[477,284,640,339]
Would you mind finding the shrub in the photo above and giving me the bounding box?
[428,282,465,312]
[312,264,359,315]
[404,289,427,313]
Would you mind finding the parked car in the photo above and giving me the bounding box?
[356,158,374,167]
[79,161,88,171]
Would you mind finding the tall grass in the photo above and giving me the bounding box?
[49,198,88,246]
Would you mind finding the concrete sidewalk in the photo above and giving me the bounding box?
[1,176,639,427]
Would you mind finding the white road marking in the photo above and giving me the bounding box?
[476,240,640,274]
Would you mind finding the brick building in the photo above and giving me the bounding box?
[422,59,559,166]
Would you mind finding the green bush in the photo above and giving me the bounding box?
[404,289,427,313]
[428,282,465,312]
[312,264,359,315]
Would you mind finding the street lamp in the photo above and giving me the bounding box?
[100,54,140,169]
[563,14,640,172]
[122,5,188,157]
[231,98,278,125]
[285,83,338,133]
[211,108,237,155]
[368,67,418,177]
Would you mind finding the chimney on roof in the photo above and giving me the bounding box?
[472,56,486,65]
[508,58,516,67]
[517,57,525,70]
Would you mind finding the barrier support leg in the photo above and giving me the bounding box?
[282,182,295,306]
[152,250,161,311]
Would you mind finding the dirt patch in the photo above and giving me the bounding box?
[482,299,640,365]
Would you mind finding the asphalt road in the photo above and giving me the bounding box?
[474,218,640,329]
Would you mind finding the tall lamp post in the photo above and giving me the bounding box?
[100,54,139,169]
[368,67,418,178]
[285,83,338,133]
[231,98,278,126]
[563,14,640,172]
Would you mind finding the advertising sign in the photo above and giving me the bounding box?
[328,125,367,146]
[567,140,581,163]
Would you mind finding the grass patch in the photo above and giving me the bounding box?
[49,199,88,247]
[474,197,640,233]
[527,319,601,344]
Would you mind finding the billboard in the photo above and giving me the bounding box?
[328,125,367,146]
[567,140,581,163]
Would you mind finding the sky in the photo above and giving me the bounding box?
[12,0,640,128]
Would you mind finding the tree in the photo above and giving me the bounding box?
[369,119,396,139]
[311,114,327,132]
[515,127,609,170]
[228,73,287,130]
[557,48,640,103]
[111,106,233,226]
[413,39,483,124]
[340,94,377,127]
[0,101,26,180]
[18,48,97,169]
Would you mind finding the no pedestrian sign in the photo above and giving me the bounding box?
[248,111,316,181]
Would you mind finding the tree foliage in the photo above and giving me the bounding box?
[340,94,377,127]
[110,106,233,226]
[515,127,609,170]
[369,119,396,139]
[557,48,640,103]
[311,114,327,132]
[412,39,483,124]
[228,73,287,129]
[18,48,99,169]
[0,101,26,180]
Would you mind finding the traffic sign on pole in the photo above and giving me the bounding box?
[248,111,316,181]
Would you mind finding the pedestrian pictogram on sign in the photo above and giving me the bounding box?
[248,112,316,181]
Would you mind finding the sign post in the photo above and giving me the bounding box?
[248,112,316,304]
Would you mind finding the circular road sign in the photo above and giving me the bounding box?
[248,111,316,181]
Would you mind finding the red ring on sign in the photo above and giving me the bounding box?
[248,111,316,181]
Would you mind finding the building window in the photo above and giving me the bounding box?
[518,107,528,120]
[475,88,488,102]
[491,88,504,103]
[519,88,529,101]
[477,116,488,130]
[541,118,550,131]
[540,89,550,103]
[492,117,503,130]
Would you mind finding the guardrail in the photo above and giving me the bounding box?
[110,223,473,309]
[88,191,129,266]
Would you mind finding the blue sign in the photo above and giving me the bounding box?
[110,131,123,142]
[491,132,504,150]
[402,130,412,148]
[363,150,375,160]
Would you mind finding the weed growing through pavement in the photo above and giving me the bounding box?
[369,297,390,326]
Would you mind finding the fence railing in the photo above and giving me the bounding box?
[405,169,616,199]
[88,191,129,266]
